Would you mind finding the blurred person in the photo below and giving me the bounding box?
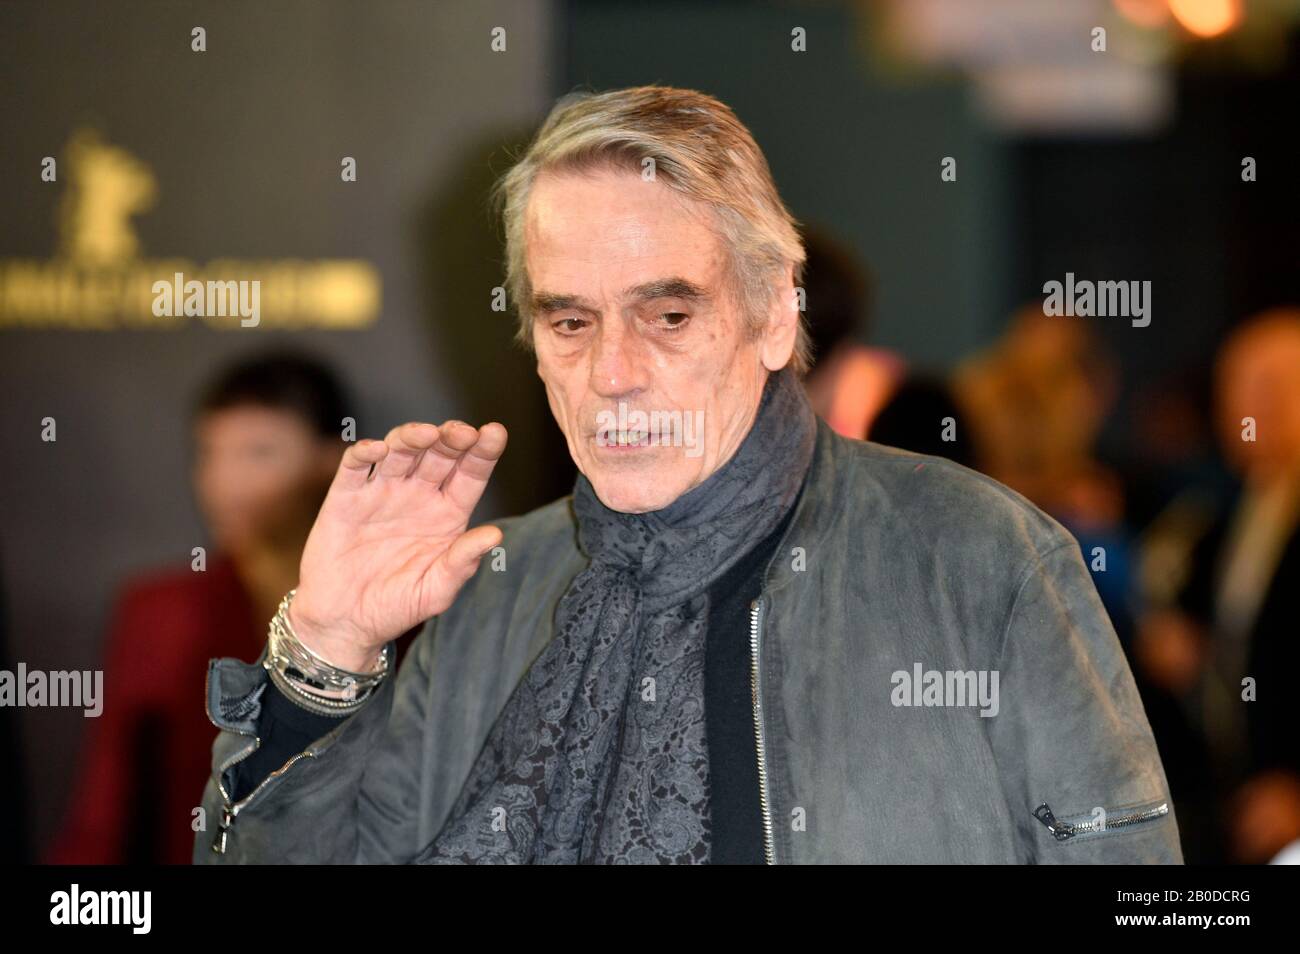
[1134,309,1300,864]
[953,304,1124,529]
[47,353,357,864]
[869,375,977,468]
[799,227,905,439]
[1125,372,1236,865]
[953,306,1134,635]
[796,229,973,467]
[195,87,1178,864]
[1125,372,1229,533]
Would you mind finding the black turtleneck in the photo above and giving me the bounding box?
[701,492,797,863]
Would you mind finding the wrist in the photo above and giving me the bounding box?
[265,590,389,717]
[286,602,382,673]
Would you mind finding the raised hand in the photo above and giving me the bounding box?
[287,420,507,672]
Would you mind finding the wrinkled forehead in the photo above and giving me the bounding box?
[523,165,726,296]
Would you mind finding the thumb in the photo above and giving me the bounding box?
[443,524,504,581]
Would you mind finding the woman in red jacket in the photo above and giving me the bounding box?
[47,353,352,864]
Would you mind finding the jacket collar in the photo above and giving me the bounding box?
[761,418,849,594]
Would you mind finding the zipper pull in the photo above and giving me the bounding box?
[211,805,235,854]
[1032,803,1074,841]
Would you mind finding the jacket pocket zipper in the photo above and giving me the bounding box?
[1032,800,1169,842]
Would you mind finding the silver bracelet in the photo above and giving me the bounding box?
[264,589,390,715]
[267,663,369,717]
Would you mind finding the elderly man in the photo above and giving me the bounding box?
[195,86,1180,864]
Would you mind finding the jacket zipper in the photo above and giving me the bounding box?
[749,596,776,865]
[203,666,316,854]
[1032,801,1169,841]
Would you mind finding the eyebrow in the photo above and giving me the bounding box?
[530,277,711,315]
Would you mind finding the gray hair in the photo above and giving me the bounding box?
[492,85,810,373]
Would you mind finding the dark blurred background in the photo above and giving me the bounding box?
[1,0,1297,864]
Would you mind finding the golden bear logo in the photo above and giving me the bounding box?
[58,129,157,265]
[0,128,380,329]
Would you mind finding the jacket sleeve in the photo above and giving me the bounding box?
[987,540,1184,863]
[194,619,439,864]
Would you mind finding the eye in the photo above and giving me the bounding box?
[658,312,690,330]
[551,316,589,335]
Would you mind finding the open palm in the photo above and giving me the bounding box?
[289,420,507,671]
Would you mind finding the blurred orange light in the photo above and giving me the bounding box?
[1167,0,1242,38]
[1112,0,1171,29]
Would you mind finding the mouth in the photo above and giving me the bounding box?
[592,428,656,450]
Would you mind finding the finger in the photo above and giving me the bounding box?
[375,422,441,478]
[441,422,508,513]
[332,439,390,491]
[439,524,504,584]
[412,420,481,486]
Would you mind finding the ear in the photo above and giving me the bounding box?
[760,265,799,371]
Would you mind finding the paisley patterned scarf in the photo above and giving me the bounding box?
[417,366,816,863]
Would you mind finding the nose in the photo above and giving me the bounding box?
[589,317,650,401]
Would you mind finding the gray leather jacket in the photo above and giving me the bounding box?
[194,421,1183,863]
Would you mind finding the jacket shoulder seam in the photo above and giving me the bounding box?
[993,539,1077,671]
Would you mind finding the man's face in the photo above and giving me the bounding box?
[1216,324,1300,480]
[525,164,794,513]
